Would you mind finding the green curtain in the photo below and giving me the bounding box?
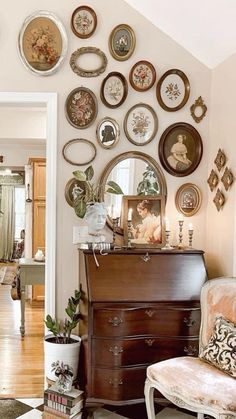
[0,185,15,260]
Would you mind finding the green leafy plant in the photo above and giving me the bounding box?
[45,289,82,344]
[72,165,123,218]
[137,165,159,195]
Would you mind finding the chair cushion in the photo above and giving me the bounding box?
[147,356,236,413]
[199,316,236,378]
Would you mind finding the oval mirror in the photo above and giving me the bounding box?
[98,151,167,234]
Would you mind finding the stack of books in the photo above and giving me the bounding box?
[43,384,84,419]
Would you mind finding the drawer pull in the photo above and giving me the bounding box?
[109,345,123,356]
[108,316,123,327]
[108,378,123,388]
[184,345,198,356]
[145,339,155,347]
[141,252,151,262]
[145,309,155,318]
[183,317,196,327]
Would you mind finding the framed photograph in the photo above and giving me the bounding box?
[129,60,156,92]
[156,69,190,111]
[71,6,97,39]
[96,117,120,149]
[175,183,202,217]
[18,11,68,76]
[65,87,98,129]
[109,24,136,61]
[124,103,158,146]
[158,122,203,177]
[123,195,165,248]
[100,71,128,108]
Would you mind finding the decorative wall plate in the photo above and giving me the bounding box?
[207,169,219,191]
[124,103,158,146]
[221,167,234,191]
[129,60,156,92]
[158,122,203,177]
[71,6,97,38]
[214,148,226,171]
[62,139,97,166]
[100,71,128,108]
[65,87,98,129]
[109,24,136,61]
[18,11,68,76]
[213,188,225,211]
[156,69,190,112]
[190,96,207,123]
[70,47,107,77]
[175,183,202,217]
[96,117,120,149]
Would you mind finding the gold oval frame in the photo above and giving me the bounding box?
[96,117,120,149]
[175,183,202,217]
[156,69,190,112]
[62,139,97,166]
[109,24,136,61]
[190,96,207,123]
[70,47,107,77]
[124,103,158,146]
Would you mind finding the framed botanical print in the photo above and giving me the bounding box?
[122,195,165,248]
[156,69,190,111]
[129,60,156,92]
[100,72,128,108]
[124,103,158,146]
[109,24,136,61]
[96,117,120,149]
[18,11,68,76]
[175,183,202,217]
[71,6,97,38]
[158,122,203,177]
[65,87,98,129]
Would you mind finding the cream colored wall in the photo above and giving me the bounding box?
[206,54,236,278]
[0,0,211,317]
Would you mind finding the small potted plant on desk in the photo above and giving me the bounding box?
[44,289,82,384]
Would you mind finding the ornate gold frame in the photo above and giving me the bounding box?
[109,24,136,61]
[190,96,207,123]
[221,167,234,191]
[207,169,219,191]
[175,183,202,217]
[214,148,226,171]
[213,189,225,211]
[70,47,107,77]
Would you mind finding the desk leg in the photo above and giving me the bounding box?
[20,283,26,337]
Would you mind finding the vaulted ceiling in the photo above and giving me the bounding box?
[125,0,236,68]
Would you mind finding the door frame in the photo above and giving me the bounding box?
[0,91,57,317]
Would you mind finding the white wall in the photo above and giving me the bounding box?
[206,54,236,278]
[0,0,211,317]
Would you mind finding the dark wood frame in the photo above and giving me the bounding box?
[71,6,97,39]
[65,87,98,129]
[156,69,190,112]
[129,60,156,92]
[62,139,97,166]
[124,103,158,146]
[109,24,136,61]
[175,183,202,217]
[100,71,128,108]
[158,122,203,177]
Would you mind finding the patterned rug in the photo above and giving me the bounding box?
[0,265,17,285]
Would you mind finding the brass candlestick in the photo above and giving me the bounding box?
[178,220,184,249]
[188,229,194,248]
[112,217,119,246]
[127,219,132,248]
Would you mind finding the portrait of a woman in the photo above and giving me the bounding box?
[131,199,161,244]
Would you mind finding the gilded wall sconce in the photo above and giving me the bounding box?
[213,189,225,211]
[190,96,207,123]
[221,167,234,191]
[207,169,219,191]
[214,148,226,171]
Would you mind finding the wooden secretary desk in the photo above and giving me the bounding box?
[78,249,207,406]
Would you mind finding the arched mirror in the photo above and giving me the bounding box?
[98,151,167,234]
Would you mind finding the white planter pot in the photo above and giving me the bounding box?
[44,334,81,381]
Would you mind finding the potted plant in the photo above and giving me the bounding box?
[44,289,82,382]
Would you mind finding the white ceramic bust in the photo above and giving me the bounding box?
[84,202,107,236]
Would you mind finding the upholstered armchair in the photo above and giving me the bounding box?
[144,277,236,419]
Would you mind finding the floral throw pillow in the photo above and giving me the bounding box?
[199,316,236,378]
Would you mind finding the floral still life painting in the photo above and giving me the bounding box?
[71,6,97,38]
[65,87,98,129]
[129,60,156,92]
[124,103,158,146]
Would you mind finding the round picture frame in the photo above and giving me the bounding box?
[65,178,89,207]
[124,103,158,146]
[70,47,107,77]
[158,122,203,177]
[96,117,120,149]
[175,183,202,217]
[71,6,97,39]
[129,60,156,92]
[156,69,190,112]
[100,71,128,108]
[109,24,136,61]
[62,139,97,166]
[65,87,98,129]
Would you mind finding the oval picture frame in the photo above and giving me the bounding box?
[18,10,68,76]
[129,60,156,92]
[175,183,202,217]
[100,71,128,108]
[70,47,107,77]
[65,177,90,207]
[156,69,190,111]
[124,103,158,146]
[71,6,97,39]
[65,87,98,129]
[62,139,97,166]
[109,24,136,61]
[96,117,120,149]
[158,122,203,177]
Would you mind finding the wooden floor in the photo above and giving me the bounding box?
[0,283,44,398]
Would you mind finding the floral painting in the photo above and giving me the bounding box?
[124,104,158,146]
[101,72,128,108]
[71,6,97,38]
[156,69,190,111]
[130,61,156,91]
[65,87,98,129]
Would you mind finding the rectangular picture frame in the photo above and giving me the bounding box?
[122,195,165,248]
